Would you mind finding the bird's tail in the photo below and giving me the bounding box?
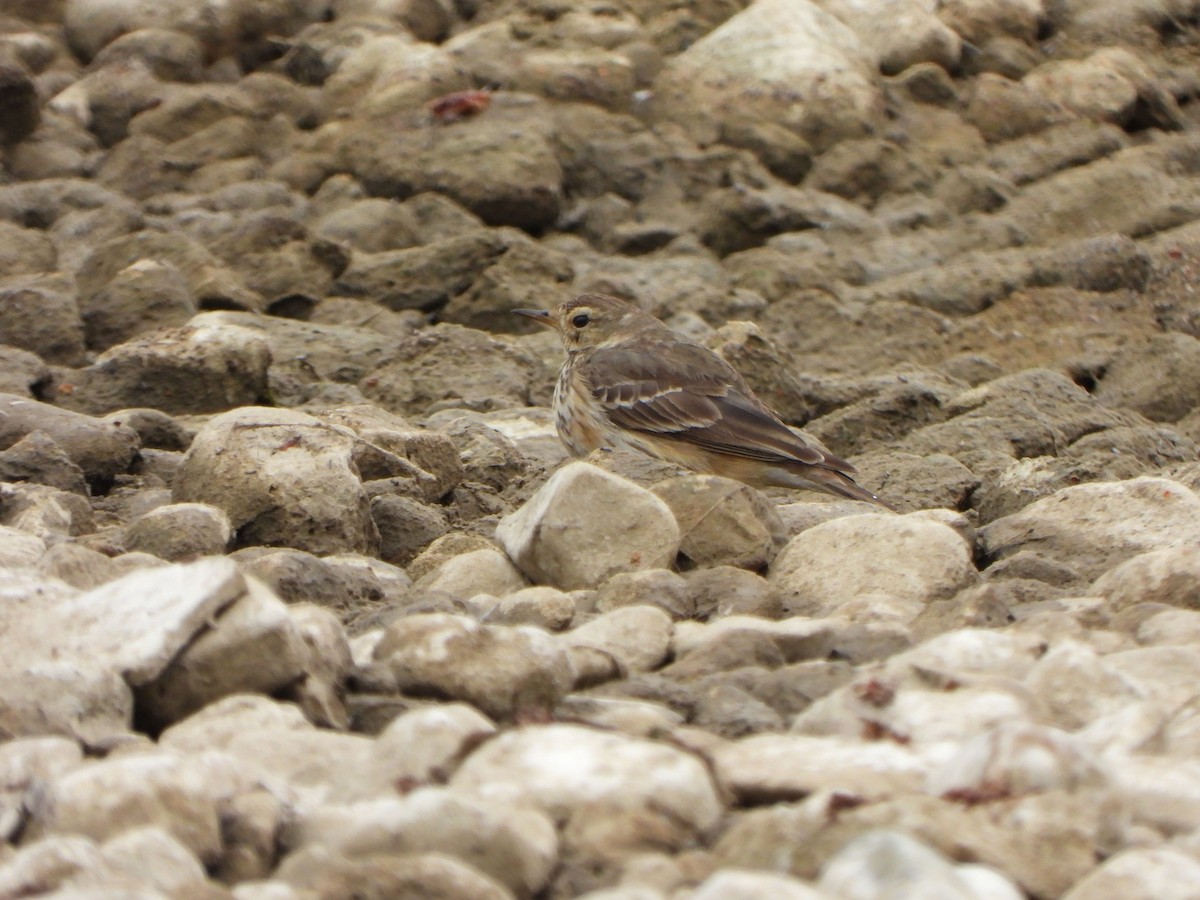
[765,463,895,510]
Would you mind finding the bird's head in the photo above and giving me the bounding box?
[514,294,657,353]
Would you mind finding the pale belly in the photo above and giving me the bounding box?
[554,367,606,457]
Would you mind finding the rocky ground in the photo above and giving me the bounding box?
[3,0,1200,896]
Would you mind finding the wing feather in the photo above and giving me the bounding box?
[580,341,854,475]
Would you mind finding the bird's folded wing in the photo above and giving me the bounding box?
[582,344,848,472]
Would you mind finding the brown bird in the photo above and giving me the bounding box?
[514,293,889,506]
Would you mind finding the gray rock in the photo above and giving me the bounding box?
[75,229,262,314]
[0,273,86,366]
[478,586,575,631]
[594,568,694,620]
[36,543,117,590]
[336,231,505,314]
[174,406,378,556]
[78,258,196,351]
[361,323,543,417]
[654,474,786,571]
[0,344,50,397]
[373,614,574,720]
[686,566,779,620]
[0,431,89,494]
[136,578,309,729]
[769,512,977,617]
[0,394,139,487]
[497,463,682,591]
[415,547,528,601]
[1094,332,1200,423]
[57,320,271,416]
[0,482,92,539]
[371,494,449,566]
[122,502,233,561]
[651,0,882,151]
[337,93,564,230]
[982,477,1200,583]
[561,605,673,674]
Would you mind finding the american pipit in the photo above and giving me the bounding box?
[515,293,890,507]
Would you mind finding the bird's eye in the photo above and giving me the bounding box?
[571,313,591,328]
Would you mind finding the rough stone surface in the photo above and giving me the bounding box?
[497,462,681,591]
[3,3,1200,897]
[173,407,379,556]
[373,614,575,720]
[770,512,977,617]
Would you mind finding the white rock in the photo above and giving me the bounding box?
[769,513,977,617]
[562,606,673,673]
[0,835,110,898]
[0,662,133,744]
[794,682,1034,746]
[1135,608,1200,646]
[651,0,882,150]
[817,0,962,74]
[1110,755,1200,834]
[451,724,723,835]
[558,696,685,736]
[885,628,1048,683]
[159,694,314,754]
[1105,646,1200,712]
[1024,640,1143,729]
[692,869,833,899]
[24,751,241,863]
[275,846,512,899]
[715,734,930,802]
[819,829,1023,900]
[497,462,680,591]
[1091,544,1200,613]
[981,477,1200,582]
[0,738,83,841]
[99,827,209,895]
[1062,846,1200,900]
[232,883,302,900]
[0,557,245,686]
[322,34,460,118]
[0,524,46,567]
[291,787,557,897]
[356,704,497,798]
[222,728,374,803]
[1077,700,1170,757]
[928,722,1107,799]
[1023,53,1138,124]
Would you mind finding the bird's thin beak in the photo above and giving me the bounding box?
[513,308,556,328]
